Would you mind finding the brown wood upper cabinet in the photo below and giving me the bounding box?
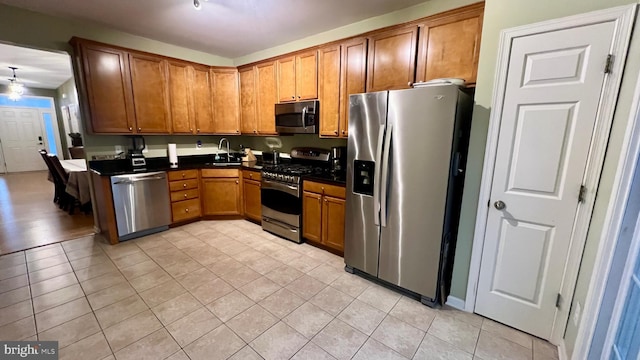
[167,62,214,134]
[319,38,368,138]
[211,68,240,135]
[128,53,171,133]
[239,67,258,134]
[255,62,278,134]
[367,25,419,92]
[416,4,484,84]
[72,39,136,134]
[277,50,318,103]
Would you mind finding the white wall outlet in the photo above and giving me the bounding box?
[115,145,123,154]
[573,301,581,326]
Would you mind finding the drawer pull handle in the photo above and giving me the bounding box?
[249,174,253,178]
[182,173,186,178]
[185,208,189,213]
[184,194,188,198]
[183,183,187,188]
[235,180,239,184]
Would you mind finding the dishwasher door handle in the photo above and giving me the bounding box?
[113,176,165,185]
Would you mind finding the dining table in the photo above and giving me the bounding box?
[59,159,91,205]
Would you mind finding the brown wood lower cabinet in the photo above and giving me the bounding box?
[242,170,261,222]
[201,169,242,216]
[168,170,201,223]
[302,180,346,254]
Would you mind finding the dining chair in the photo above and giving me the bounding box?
[68,146,86,159]
[48,154,80,214]
[39,149,65,205]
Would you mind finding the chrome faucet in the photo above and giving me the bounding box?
[218,138,230,162]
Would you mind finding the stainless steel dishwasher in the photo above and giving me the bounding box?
[110,171,171,240]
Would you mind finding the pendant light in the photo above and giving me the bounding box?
[7,67,24,101]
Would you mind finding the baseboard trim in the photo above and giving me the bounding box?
[445,296,466,311]
[558,339,569,360]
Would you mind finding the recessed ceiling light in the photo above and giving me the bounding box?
[193,0,208,11]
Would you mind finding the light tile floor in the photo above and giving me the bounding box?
[0,220,559,360]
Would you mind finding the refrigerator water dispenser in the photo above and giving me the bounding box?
[353,160,374,196]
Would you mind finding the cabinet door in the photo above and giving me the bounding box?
[302,191,322,243]
[191,65,215,134]
[201,178,242,215]
[277,56,296,102]
[322,196,346,252]
[239,67,258,134]
[318,45,341,137]
[256,62,278,134]
[211,69,240,135]
[340,38,368,138]
[167,61,193,134]
[367,26,419,92]
[296,51,318,101]
[417,10,483,84]
[243,179,261,221]
[128,53,171,133]
[78,43,135,133]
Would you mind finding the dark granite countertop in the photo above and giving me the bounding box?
[89,155,262,176]
[89,155,345,186]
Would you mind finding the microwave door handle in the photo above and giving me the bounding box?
[380,122,393,228]
[373,125,386,226]
[301,107,307,130]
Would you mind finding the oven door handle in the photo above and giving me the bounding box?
[261,179,300,197]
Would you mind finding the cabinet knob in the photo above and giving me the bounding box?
[324,199,327,202]
[334,131,338,134]
[190,128,193,132]
[128,127,133,131]
[408,82,413,87]
[253,130,257,133]
[183,183,187,188]
[138,127,142,132]
[181,173,186,178]
[297,96,301,99]
[291,96,295,99]
[236,130,240,133]
[184,193,187,198]
[185,208,189,213]
[197,128,200,133]
[249,174,253,178]
[321,187,325,192]
[342,130,346,134]
[236,180,239,184]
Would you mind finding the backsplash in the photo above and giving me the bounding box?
[85,134,347,159]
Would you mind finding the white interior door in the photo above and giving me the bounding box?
[0,108,47,173]
[475,21,616,339]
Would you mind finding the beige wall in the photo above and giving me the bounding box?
[467,0,640,357]
[0,4,232,66]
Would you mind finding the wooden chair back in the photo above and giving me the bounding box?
[68,146,86,159]
[48,154,69,184]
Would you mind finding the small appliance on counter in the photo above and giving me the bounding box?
[128,136,146,170]
[330,146,347,173]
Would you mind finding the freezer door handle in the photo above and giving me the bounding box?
[380,123,393,228]
[373,125,386,226]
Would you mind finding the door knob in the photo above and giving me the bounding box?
[494,201,506,210]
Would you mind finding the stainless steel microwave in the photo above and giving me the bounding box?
[275,100,318,134]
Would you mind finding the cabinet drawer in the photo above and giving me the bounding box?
[303,181,346,199]
[172,198,201,222]
[169,179,199,191]
[170,188,200,202]
[168,170,198,181]
[242,170,261,181]
[201,169,239,178]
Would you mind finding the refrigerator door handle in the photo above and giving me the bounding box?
[380,122,393,228]
[373,125,386,226]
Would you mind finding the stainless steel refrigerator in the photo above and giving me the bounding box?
[344,84,472,306]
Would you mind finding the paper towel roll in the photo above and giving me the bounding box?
[168,143,178,168]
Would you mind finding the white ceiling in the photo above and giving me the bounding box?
[0,0,429,58]
[0,44,73,90]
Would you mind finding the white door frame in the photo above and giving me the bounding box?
[574,50,640,360]
[465,4,637,345]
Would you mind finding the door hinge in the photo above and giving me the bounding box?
[556,293,562,308]
[604,54,613,74]
[578,185,587,203]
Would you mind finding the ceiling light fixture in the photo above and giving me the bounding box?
[193,0,208,11]
[7,67,24,101]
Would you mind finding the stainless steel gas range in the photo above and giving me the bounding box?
[261,148,331,243]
